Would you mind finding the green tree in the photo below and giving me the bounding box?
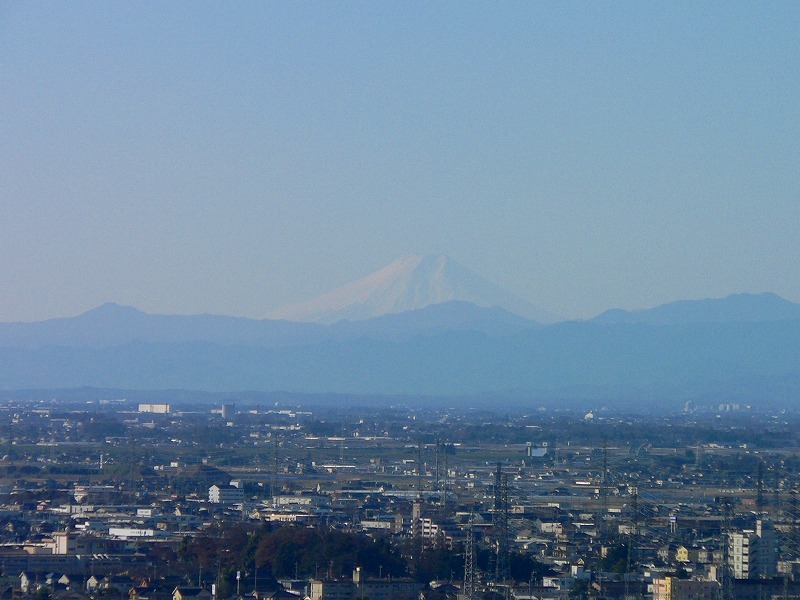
[569,578,591,600]
[601,543,629,575]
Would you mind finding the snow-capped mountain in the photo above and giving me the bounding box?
[265,254,557,324]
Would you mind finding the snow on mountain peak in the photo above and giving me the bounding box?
[265,254,556,324]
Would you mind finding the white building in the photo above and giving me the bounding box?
[138,403,170,414]
[729,519,777,579]
[108,527,157,539]
[209,484,244,504]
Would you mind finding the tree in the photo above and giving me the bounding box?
[601,542,629,575]
[254,526,405,579]
[569,578,591,600]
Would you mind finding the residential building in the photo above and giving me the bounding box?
[652,577,718,600]
[209,484,245,504]
[728,520,777,579]
[309,568,421,600]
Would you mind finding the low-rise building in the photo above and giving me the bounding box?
[309,568,421,600]
[209,485,244,505]
[652,577,718,600]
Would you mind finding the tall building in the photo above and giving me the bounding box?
[729,519,777,579]
[755,519,778,576]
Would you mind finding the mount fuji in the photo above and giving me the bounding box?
[265,254,557,324]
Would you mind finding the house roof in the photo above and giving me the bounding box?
[173,588,209,597]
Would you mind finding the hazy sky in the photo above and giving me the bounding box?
[2,2,798,322]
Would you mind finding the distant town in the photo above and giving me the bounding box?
[1,396,800,600]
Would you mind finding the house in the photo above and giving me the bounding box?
[20,572,48,594]
[51,591,91,600]
[247,581,298,600]
[173,587,213,600]
[56,574,85,592]
[130,587,153,600]
[423,583,460,600]
[128,578,184,600]
[258,590,302,600]
[100,576,135,594]
[85,576,101,593]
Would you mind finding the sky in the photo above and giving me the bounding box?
[1,2,798,322]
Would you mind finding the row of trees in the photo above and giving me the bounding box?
[161,523,549,593]
[168,524,407,593]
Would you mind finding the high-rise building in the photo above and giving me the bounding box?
[729,519,777,579]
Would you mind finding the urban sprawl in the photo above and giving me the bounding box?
[1,399,799,600]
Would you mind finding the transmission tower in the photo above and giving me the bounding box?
[493,464,510,588]
[443,447,449,513]
[789,486,800,559]
[463,513,476,600]
[695,444,703,470]
[417,439,423,499]
[271,435,279,500]
[624,487,640,599]
[782,478,800,600]
[435,439,440,492]
[718,498,734,600]
[757,460,765,514]
[598,440,609,540]
[5,422,12,461]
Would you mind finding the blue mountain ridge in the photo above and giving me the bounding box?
[592,292,800,325]
[0,293,798,404]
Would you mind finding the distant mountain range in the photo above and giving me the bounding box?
[0,300,536,349]
[265,254,558,323]
[1,265,799,406]
[592,292,800,325]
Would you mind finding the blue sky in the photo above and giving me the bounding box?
[1,2,798,321]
